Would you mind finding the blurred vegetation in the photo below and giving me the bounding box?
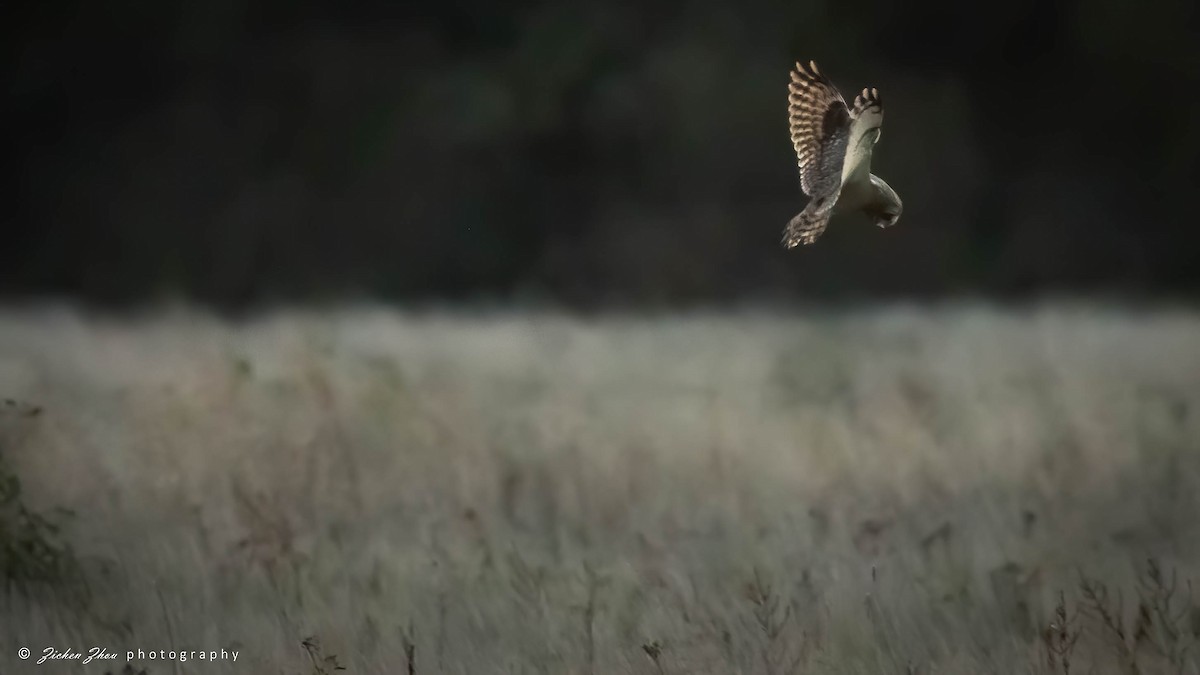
[2,306,1199,672]
[0,400,86,603]
[3,0,1199,307]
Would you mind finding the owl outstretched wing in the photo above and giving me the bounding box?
[784,61,852,247]
[788,61,851,200]
[843,87,884,183]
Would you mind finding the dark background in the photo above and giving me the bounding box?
[4,0,1199,309]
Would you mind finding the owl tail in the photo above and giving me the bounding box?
[782,202,831,248]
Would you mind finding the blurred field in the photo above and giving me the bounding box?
[1,303,1199,674]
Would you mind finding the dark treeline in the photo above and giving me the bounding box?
[4,0,1199,308]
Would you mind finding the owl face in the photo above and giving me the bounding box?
[867,204,901,229]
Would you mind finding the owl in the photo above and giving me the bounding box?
[783,60,903,247]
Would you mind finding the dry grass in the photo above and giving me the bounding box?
[0,302,1198,673]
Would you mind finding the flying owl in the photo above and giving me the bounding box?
[783,60,902,247]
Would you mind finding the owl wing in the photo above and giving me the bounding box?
[788,61,851,201]
[843,87,884,184]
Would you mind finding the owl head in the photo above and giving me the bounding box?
[867,177,902,228]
